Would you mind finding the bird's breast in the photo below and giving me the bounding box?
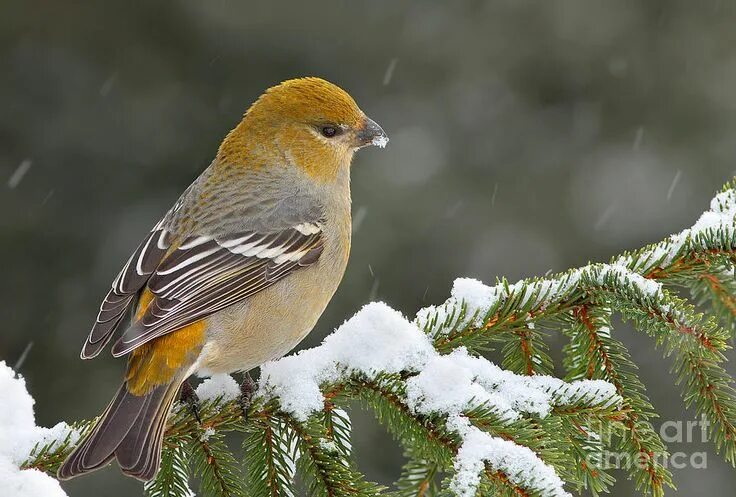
[195,223,351,375]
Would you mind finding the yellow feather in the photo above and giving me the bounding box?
[126,288,206,396]
[216,77,363,182]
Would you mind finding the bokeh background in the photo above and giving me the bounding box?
[2,0,736,494]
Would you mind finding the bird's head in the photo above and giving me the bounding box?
[218,77,388,181]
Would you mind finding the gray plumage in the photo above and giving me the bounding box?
[58,378,183,481]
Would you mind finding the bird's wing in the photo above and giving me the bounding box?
[81,221,171,359]
[108,222,324,357]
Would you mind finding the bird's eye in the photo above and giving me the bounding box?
[321,126,339,138]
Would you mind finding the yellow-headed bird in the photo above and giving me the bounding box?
[58,77,388,481]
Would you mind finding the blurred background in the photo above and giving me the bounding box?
[2,0,736,494]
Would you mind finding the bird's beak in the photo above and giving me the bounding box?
[355,116,388,149]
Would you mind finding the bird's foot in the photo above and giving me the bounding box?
[180,379,202,424]
[239,372,256,420]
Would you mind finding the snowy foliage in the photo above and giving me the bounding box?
[194,373,240,404]
[0,361,79,497]
[7,178,736,497]
[259,302,619,497]
[259,303,435,420]
[447,415,570,497]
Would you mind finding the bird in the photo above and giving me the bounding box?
[57,77,388,482]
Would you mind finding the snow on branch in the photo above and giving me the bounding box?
[260,303,620,497]
[0,362,80,497]
[417,181,736,343]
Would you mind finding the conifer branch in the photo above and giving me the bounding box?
[563,305,670,497]
[144,445,193,497]
[12,177,736,497]
[188,421,247,497]
[244,405,298,497]
[392,456,440,497]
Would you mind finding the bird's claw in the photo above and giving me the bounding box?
[240,372,256,420]
[180,379,202,424]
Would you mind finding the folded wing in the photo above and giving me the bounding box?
[109,223,324,357]
[81,225,170,359]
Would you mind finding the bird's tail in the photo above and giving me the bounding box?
[58,379,182,481]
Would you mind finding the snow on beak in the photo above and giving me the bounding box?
[356,116,388,148]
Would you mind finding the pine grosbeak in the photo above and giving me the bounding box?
[58,77,388,481]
